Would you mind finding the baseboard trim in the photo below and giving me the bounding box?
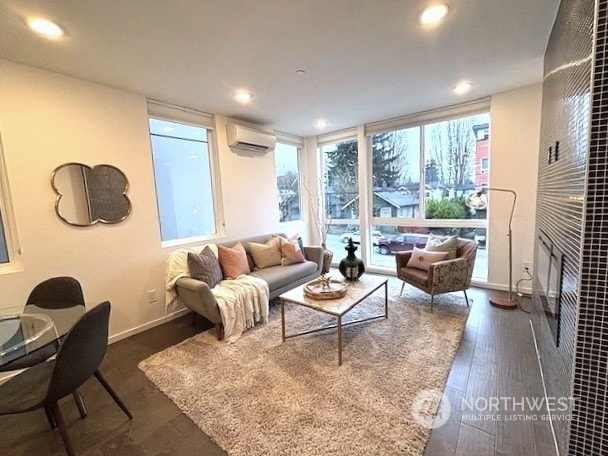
[108,308,191,345]
[472,280,532,296]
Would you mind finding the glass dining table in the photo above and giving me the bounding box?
[0,304,85,369]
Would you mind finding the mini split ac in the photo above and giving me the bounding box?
[226,123,276,153]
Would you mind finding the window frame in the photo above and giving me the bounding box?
[0,130,22,274]
[147,101,224,248]
[366,108,490,230]
[316,100,491,281]
[274,140,303,224]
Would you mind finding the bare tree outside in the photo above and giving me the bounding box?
[426,118,475,187]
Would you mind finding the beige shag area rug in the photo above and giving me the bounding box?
[139,279,469,456]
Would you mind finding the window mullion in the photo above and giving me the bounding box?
[419,124,426,221]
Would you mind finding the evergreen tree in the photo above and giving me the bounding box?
[371,132,401,188]
[324,140,358,217]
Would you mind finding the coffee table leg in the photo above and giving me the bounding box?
[338,315,342,366]
[281,299,286,342]
[384,281,389,318]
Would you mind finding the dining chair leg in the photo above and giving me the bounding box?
[430,294,434,309]
[50,402,75,456]
[44,404,57,429]
[400,282,405,296]
[463,290,470,307]
[94,370,133,419]
[73,390,87,418]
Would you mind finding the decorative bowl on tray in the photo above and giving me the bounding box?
[303,276,347,300]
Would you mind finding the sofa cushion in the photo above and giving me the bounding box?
[425,234,458,259]
[278,237,306,265]
[251,261,318,290]
[218,242,251,279]
[407,247,449,271]
[187,246,223,288]
[248,237,282,269]
[399,267,430,287]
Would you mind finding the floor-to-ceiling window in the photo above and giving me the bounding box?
[320,103,490,281]
[320,136,360,261]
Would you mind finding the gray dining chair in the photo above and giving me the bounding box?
[26,276,86,309]
[0,301,132,456]
[0,277,88,420]
[0,277,86,372]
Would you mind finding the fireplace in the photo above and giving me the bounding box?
[535,231,564,346]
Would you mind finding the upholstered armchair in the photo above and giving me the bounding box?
[395,238,477,308]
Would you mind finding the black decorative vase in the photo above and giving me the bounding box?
[339,238,365,281]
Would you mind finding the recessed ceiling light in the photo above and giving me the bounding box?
[315,118,330,131]
[419,4,449,26]
[295,69,307,75]
[453,81,473,95]
[27,17,64,39]
[234,90,253,104]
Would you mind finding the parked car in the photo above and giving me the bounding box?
[376,234,428,255]
[340,230,383,245]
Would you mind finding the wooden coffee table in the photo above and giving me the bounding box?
[279,275,388,366]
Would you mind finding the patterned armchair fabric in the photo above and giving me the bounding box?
[396,238,477,308]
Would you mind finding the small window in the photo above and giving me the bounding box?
[0,135,16,267]
[0,209,8,264]
[275,143,301,222]
[481,157,489,172]
[149,118,220,243]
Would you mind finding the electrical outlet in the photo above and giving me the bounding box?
[147,289,157,303]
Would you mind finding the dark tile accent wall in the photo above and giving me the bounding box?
[570,0,608,453]
[535,0,608,454]
[533,0,594,454]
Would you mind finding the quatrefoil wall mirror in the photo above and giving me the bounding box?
[52,163,131,227]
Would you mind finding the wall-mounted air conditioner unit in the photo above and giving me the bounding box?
[226,123,276,153]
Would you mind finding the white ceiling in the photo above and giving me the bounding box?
[0,0,560,137]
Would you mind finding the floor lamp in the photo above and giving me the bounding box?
[466,187,518,309]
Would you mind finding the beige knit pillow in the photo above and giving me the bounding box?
[425,234,458,259]
[248,238,282,269]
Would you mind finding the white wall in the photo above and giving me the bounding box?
[0,59,543,344]
[0,60,286,340]
[488,83,542,293]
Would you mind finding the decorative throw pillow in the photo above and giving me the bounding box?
[425,234,458,259]
[218,242,251,279]
[248,238,282,270]
[407,247,449,272]
[279,237,306,266]
[287,233,304,250]
[187,246,223,288]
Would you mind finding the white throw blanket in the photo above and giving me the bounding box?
[213,275,269,343]
[164,243,269,342]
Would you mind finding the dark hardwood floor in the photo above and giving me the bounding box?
[424,287,557,456]
[0,282,556,456]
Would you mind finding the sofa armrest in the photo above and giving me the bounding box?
[302,246,324,271]
[175,277,222,324]
[396,251,414,270]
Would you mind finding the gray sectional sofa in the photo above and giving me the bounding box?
[174,233,323,339]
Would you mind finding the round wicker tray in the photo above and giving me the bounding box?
[303,279,347,300]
